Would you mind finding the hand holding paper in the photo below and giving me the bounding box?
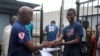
[42,41,52,48]
[39,48,60,56]
[39,50,53,56]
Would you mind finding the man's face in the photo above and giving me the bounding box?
[11,16,18,25]
[83,23,89,29]
[23,11,33,25]
[66,11,75,23]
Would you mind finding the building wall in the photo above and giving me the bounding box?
[0,14,10,41]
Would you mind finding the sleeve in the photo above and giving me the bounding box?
[30,23,34,30]
[32,23,34,29]
[56,26,59,32]
[45,25,48,32]
[62,27,66,36]
[17,28,31,44]
[61,27,66,39]
[74,24,83,37]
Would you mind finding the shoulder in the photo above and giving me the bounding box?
[46,25,49,28]
[30,23,34,27]
[63,25,69,30]
[74,22,82,26]
[30,23,33,25]
[74,22,83,29]
[3,25,12,34]
[54,25,58,28]
[28,23,33,27]
[12,21,25,31]
[4,24,12,31]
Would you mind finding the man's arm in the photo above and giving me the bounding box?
[51,27,66,46]
[24,41,46,52]
[62,36,80,45]
[50,34,63,46]
[62,24,83,45]
[56,31,60,38]
[17,27,49,52]
[56,26,60,38]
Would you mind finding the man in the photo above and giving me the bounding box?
[45,8,83,56]
[8,6,49,56]
[96,23,100,56]
[25,21,34,39]
[83,20,95,36]
[2,15,18,56]
[78,21,87,56]
[83,20,96,56]
[44,20,59,56]
[96,23,100,41]
[44,20,59,41]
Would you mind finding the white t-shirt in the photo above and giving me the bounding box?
[82,28,86,42]
[2,24,12,56]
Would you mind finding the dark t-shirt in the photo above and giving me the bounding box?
[45,24,59,41]
[8,21,32,56]
[62,22,83,56]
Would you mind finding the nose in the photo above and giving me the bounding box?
[67,15,71,17]
[67,16,71,19]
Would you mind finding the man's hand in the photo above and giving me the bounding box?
[41,41,52,48]
[50,41,58,46]
[46,40,62,47]
[42,39,63,48]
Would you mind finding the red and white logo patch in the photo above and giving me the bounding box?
[18,32,25,39]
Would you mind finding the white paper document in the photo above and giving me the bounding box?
[42,48,60,52]
[39,48,60,56]
[39,50,53,56]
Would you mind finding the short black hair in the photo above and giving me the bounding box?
[51,20,56,24]
[10,15,18,25]
[67,8,76,15]
[83,20,89,25]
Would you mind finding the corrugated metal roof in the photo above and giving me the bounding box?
[0,0,40,14]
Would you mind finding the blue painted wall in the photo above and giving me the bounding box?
[0,14,10,42]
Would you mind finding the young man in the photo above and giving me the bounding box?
[96,23,100,56]
[8,6,49,56]
[25,22,34,39]
[44,20,59,56]
[2,15,18,56]
[45,8,83,56]
[83,20,96,56]
[44,20,59,41]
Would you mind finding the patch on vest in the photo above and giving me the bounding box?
[18,32,25,39]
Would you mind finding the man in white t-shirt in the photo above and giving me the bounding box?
[2,15,18,56]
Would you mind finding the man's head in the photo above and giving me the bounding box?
[82,20,89,29]
[10,15,18,25]
[18,6,33,25]
[66,8,76,23]
[96,22,100,29]
[51,20,56,25]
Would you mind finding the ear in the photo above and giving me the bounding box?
[23,14,26,17]
[74,14,76,16]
